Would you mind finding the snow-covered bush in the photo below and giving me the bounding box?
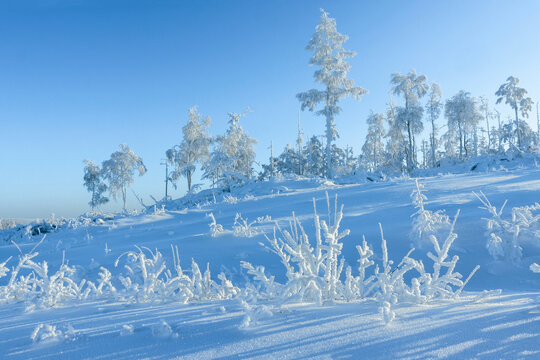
[241,195,350,305]
[239,299,277,328]
[31,323,78,344]
[114,246,238,303]
[32,324,62,343]
[0,241,237,308]
[410,179,450,248]
[223,194,239,204]
[241,192,478,323]
[257,215,272,223]
[233,213,259,238]
[412,211,479,301]
[0,238,90,309]
[207,213,224,237]
[475,192,539,262]
[152,205,166,215]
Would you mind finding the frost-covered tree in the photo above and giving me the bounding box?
[384,98,406,172]
[166,106,212,193]
[479,97,492,153]
[391,70,429,171]
[361,112,385,172]
[441,126,459,159]
[489,125,501,153]
[303,136,325,177]
[202,148,227,187]
[83,159,108,211]
[296,114,304,175]
[101,144,147,212]
[297,9,368,178]
[425,83,442,167]
[209,109,257,187]
[444,91,482,160]
[276,145,300,175]
[495,76,534,150]
[344,145,357,174]
[504,120,539,151]
[330,144,347,175]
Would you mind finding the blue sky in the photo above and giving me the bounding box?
[1,0,539,219]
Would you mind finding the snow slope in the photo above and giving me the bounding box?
[1,167,540,359]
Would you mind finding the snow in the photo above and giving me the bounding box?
[1,167,540,358]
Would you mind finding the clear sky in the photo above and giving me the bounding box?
[1,0,539,219]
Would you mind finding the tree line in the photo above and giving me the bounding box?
[83,9,539,212]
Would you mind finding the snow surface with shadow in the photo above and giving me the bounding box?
[1,167,540,359]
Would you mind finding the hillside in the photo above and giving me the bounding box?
[1,167,540,359]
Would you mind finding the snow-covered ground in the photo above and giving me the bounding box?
[1,167,540,359]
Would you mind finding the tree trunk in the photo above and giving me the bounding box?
[187,171,192,192]
[458,121,464,159]
[326,116,333,179]
[485,110,491,152]
[122,186,127,212]
[407,119,414,171]
[515,106,521,149]
[91,183,96,212]
[431,117,436,167]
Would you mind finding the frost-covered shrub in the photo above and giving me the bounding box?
[152,205,166,215]
[0,238,91,309]
[31,324,62,343]
[410,179,450,248]
[223,194,239,204]
[0,241,237,308]
[114,246,238,303]
[241,195,351,305]
[233,213,259,238]
[241,193,478,323]
[257,215,272,223]
[475,192,540,262]
[207,213,224,237]
[239,299,277,328]
[411,211,480,301]
[31,323,78,344]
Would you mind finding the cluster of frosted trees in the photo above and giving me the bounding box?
[83,9,540,210]
[267,9,539,178]
[83,144,147,212]
[355,75,538,174]
[82,107,257,211]
[166,107,257,193]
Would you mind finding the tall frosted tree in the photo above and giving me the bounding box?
[297,9,367,178]
[361,111,386,172]
[296,113,304,175]
[391,69,429,171]
[425,83,442,167]
[101,144,147,212]
[166,106,212,193]
[384,97,406,172]
[444,91,482,160]
[495,76,533,150]
[83,159,109,212]
[479,97,491,153]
